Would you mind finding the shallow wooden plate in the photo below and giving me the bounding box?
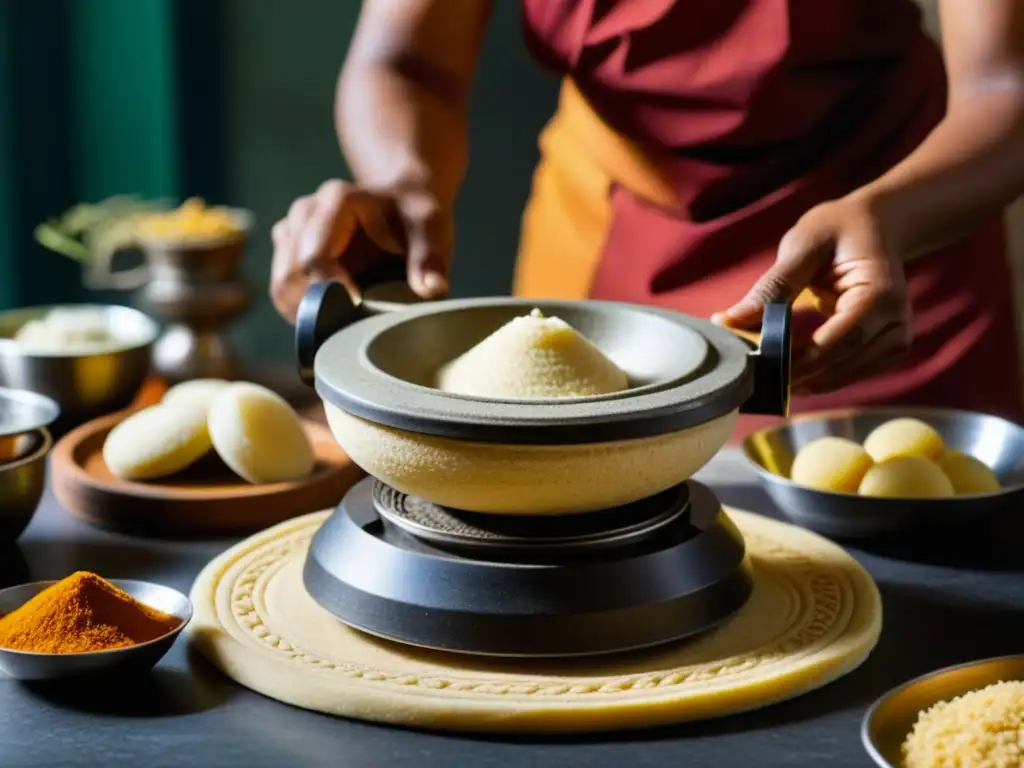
[51,411,363,538]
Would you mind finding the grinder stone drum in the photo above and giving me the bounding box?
[295,282,790,515]
[293,280,792,656]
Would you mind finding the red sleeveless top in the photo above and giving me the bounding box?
[521,0,1023,422]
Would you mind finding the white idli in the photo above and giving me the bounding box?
[102,403,212,480]
[207,382,314,484]
[162,378,231,412]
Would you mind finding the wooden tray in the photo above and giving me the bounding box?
[51,411,363,538]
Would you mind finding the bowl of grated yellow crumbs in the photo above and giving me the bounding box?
[863,654,1024,767]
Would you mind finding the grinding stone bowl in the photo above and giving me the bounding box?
[295,281,791,515]
[0,304,159,433]
[0,579,192,681]
[742,407,1024,539]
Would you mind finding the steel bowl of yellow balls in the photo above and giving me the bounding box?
[741,408,1024,538]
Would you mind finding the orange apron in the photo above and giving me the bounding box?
[516,81,672,300]
[516,81,824,316]
[514,81,819,436]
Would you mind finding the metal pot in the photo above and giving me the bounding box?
[86,208,254,383]
[296,281,791,515]
[0,387,59,541]
[0,304,157,433]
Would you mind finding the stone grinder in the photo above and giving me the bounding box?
[295,281,791,657]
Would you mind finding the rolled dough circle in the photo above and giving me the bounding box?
[189,508,882,733]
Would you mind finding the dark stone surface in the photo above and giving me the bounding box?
[3,459,1023,768]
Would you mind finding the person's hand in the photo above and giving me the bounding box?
[712,193,912,394]
[270,180,454,322]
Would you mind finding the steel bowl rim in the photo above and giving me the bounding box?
[0,387,61,437]
[0,303,160,359]
[0,426,52,473]
[860,652,1024,768]
[313,296,755,444]
[741,406,1024,500]
[0,578,193,658]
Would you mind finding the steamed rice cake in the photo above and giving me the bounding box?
[102,403,213,480]
[436,309,629,399]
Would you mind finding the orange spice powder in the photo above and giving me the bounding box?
[0,571,180,654]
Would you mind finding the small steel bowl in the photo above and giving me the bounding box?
[0,304,159,432]
[0,432,32,464]
[862,654,1024,767]
[742,408,1024,538]
[0,579,192,681]
[0,428,52,543]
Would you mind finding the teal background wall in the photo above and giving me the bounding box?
[0,4,16,309]
[0,0,181,309]
[0,0,557,364]
[69,0,178,203]
[0,1,78,308]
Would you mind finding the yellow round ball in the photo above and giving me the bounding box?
[857,456,955,499]
[102,403,212,480]
[862,418,945,462]
[935,450,1001,495]
[790,436,874,493]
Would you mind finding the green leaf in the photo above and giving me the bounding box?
[33,196,171,264]
[34,221,91,261]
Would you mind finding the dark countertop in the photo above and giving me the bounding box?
[2,452,1023,768]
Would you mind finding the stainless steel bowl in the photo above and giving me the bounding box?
[0,579,192,681]
[0,384,59,457]
[742,408,1024,538]
[0,428,52,543]
[0,304,159,432]
[862,654,1024,767]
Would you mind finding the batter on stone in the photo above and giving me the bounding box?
[437,309,629,399]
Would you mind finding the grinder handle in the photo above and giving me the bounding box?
[739,300,792,417]
[294,258,425,386]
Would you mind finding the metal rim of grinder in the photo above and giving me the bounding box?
[296,281,792,445]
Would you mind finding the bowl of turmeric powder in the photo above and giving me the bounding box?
[0,571,192,680]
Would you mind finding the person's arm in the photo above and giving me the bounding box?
[716,1,1024,393]
[336,0,492,215]
[269,0,491,318]
[859,0,1024,257]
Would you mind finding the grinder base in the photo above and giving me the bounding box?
[303,478,753,657]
